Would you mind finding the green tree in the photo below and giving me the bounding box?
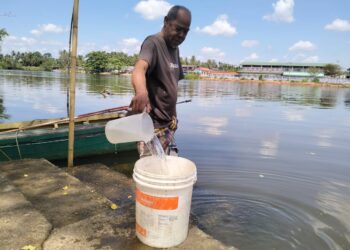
[308,67,319,76]
[217,62,237,72]
[40,53,57,71]
[189,55,200,66]
[57,50,70,70]
[77,55,84,67]
[21,51,44,67]
[108,52,130,71]
[324,64,341,76]
[0,28,9,54]
[1,51,21,69]
[84,51,109,73]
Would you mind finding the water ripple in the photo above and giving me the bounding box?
[191,188,348,250]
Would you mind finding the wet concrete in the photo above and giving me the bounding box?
[0,159,236,250]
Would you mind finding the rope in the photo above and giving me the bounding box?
[15,131,22,159]
[0,149,11,161]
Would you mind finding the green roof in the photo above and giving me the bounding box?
[241,61,327,67]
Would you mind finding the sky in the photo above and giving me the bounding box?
[1,0,350,68]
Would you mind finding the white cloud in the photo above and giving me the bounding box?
[3,36,37,47]
[196,15,237,36]
[241,53,259,62]
[40,40,64,46]
[270,58,278,62]
[263,0,294,23]
[201,47,225,57]
[121,38,140,47]
[289,40,316,51]
[303,56,319,63]
[119,38,141,55]
[134,0,172,20]
[30,23,66,35]
[2,35,67,56]
[325,19,350,32]
[241,40,259,48]
[199,47,225,62]
[77,42,98,55]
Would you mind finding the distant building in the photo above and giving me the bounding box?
[182,65,197,74]
[347,68,350,79]
[239,62,327,78]
[182,65,238,79]
[193,67,210,76]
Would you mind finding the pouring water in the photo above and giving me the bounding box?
[145,135,169,175]
[105,112,170,174]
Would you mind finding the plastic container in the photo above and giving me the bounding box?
[105,112,154,144]
[133,156,197,248]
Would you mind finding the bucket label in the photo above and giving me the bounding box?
[136,223,147,237]
[136,189,179,210]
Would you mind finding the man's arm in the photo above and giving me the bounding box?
[131,59,152,113]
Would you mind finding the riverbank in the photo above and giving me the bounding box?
[101,71,350,88]
[199,77,350,88]
[1,69,348,88]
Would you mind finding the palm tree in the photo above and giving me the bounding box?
[0,28,9,54]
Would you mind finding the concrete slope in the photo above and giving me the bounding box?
[0,159,236,250]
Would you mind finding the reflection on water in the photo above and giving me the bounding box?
[317,181,350,245]
[0,70,134,121]
[198,116,228,136]
[259,133,279,159]
[0,97,9,121]
[314,129,336,148]
[1,70,350,249]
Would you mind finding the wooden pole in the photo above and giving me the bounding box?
[68,0,79,169]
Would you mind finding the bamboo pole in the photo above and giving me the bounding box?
[68,0,79,169]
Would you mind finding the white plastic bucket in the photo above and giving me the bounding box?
[133,156,197,248]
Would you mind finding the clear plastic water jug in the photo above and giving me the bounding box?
[105,112,154,144]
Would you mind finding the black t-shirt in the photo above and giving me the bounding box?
[139,33,184,129]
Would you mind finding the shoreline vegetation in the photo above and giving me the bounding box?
[0,48,348,88]
[201,77,350,88]
[1,68,349,88]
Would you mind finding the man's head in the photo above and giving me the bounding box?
[162,5,191,48]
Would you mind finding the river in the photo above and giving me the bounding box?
[1,70,350,250]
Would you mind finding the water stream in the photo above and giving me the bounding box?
[145,135,169,175]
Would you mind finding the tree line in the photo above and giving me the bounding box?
[0,28,344,76]
[0,49,238,74]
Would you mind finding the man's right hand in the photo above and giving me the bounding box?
[130,92,151,113]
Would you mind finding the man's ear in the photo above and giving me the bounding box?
[164,16,169,25]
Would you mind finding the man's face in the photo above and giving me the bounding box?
[164,10,191,48]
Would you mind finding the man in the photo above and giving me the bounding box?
[130,5,191,157]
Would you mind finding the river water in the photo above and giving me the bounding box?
[1,70,350,249]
